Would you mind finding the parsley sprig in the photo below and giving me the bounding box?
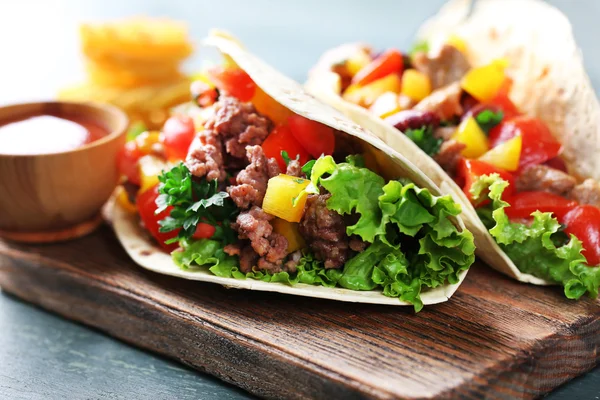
[404,125,443,157]
[475,109,504,135]
[156,163,238,244]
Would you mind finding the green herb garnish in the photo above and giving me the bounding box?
[475,109,504,135]
[156,163,238,244]
[404,125,443,156]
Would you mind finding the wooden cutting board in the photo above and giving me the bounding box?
[0,225,598,399]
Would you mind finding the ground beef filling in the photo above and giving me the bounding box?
[228,145,280,209]
[299,193,351,269]
[228,207,289,274]
[412,44,471,90]
[186,95,272,182]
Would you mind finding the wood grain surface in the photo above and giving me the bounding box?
[0,225,598,400]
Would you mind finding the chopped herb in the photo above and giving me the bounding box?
[156,163,238,244]
[126,122,148,141]
[301,160,316,179]
[293,178,307,184]
[409,40,429,57]
[404,125,443,156]
[475,109,504,134]
[281,150,291,166]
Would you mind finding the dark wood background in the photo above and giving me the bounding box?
[1,225,598,399]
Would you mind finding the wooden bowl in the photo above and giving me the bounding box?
[0,101,128,242]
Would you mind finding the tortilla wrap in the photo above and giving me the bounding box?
[305,0,599,285]
[112,31,471,306]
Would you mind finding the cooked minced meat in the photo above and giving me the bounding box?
[285,159,303,177]
[349,237,368,252]
[412,44,471,90]
[569,179,600,207]
[299,194,350,269]
[414,82,464,121]
[516,164,577,196]
[186,130,226,182]
[228,145,280,210]
[434,139,466,175]
[232,206,288,273]
[186,95,272,181]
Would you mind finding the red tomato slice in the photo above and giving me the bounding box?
[117,141,143,185]
[208,66,256,101]
[488,116,561,170]
[562,205,600,266]
[455,159,515,206]
[504,191,578,221]
[137,185,179,252]
[192,222,217,240]
[262,124,311,171]
[287,114,335,158]
[162,115,196,161]
[351,49,404,86]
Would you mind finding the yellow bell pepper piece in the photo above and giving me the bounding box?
[446,34,467,54]
[134,130,161,154]
[262,174,310,223]
[369,91,401,119]
[116,186,137,213]
[452,116,489,158]
[479,135,522,171]
[252,87,293,125]
[343,73,402,108]
[138,155,169,193]
[272,218,306,254]
[401,69,432,102]
[461,59,508,102]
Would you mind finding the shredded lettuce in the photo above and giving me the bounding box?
[471,174,600,299]
[172,156,475,311]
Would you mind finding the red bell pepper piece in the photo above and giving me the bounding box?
[287,114,335,158]
[488,116,561,170]
[455,159,515,206]
[262,124,311,171]
[504,191,578,221]
[562,205,600,266]
[137,185,180,252]
[351,49,404,87]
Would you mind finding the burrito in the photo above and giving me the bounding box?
[111,31,475,311]
[306,0,600,299]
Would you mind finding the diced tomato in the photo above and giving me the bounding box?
[287,114,335,158]
[162,115,196,161]
[351,49,404,87]
[191,80,219,107]
[262,124,311,171]
[562,205,600,266]
[455,158,515,206]
[504,191,578,221]
[207,66,256,101]
[487,92,521,120]
[192,222,216,240]
[488,116,561,170]
[137,185,179,252]
[117,141,143,185]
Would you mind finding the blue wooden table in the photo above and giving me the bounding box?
[1,0,599,398]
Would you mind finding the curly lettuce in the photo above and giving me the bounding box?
[173,156,475,311]
[471,174,600,299]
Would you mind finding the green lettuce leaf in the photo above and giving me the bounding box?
[471,174,600,299]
